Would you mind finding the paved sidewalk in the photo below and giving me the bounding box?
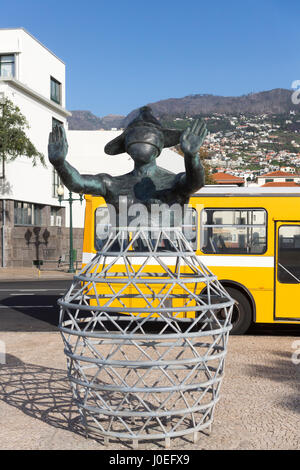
[0,266,76,281]
[0,331,299,450]
[0,266,299,450]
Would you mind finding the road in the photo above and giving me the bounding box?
[0,280,71,332]
[0,279,299,336]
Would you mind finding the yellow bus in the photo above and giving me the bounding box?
[82,186,300,334]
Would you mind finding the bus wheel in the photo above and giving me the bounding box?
[222,287,252,335]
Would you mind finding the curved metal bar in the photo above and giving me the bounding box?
[59,323,232,340]
[58,299,233,313]
[67,373,224,394]
[81,399,220,418]
[63,348,228,368]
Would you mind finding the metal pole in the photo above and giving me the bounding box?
[1,98,6,267]
[1,99,6,180]
[57,187,82,273]
[68,191,75,273]
[2,199,5,268]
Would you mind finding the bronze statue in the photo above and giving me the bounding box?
[48,106,207,223]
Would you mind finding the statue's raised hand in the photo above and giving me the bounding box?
[180,119,207,155]
[48,124,68,167]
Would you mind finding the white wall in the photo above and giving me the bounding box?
[66,130,185,175]
[0,28,70,223]
[0,86,68,206]
[257,175,300,185]
[0,28,65,105]
[0,29,21,56]
[66,130,186,228]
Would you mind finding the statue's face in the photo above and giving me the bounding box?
[127,142,160,164]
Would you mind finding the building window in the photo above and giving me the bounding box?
[182,208,198,250]
[285,178,294,182]
[51,119,64,197]
[34,204,42,226]
[52,167,63,198]
[265,179,274,183]
[14,201,43,226]
[50,207,62,226]
[52,117,63,128]
[0,55,14,78]
[50,77,61,104]
[201,208,267,254]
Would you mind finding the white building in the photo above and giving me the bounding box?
[0,28,72,267]
[0,28,186,267]
[257,171,300,187]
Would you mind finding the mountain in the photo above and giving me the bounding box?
[67,111,124,130]
[67,89,297,130]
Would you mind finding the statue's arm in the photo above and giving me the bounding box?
[178,149,205,194]
[48,125,108,196]
[53,161,109,196]
[174,119,207,196]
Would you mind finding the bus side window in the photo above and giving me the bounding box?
[132,208,198,252]
[201,208,267,255]
[278,226,300,284]
[95,207,110,250]
[182,208,198,251]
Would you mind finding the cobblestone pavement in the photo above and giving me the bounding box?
[0,330,299,450]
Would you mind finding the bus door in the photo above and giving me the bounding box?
[275,222,300,320]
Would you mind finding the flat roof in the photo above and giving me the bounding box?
[194,185,300,197]
[0,28,65,65]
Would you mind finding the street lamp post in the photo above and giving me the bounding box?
[57,185,83,273]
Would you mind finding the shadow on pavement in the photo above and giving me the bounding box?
[0,354,160,449]
[245,349,300,414]
[0,354,97,445]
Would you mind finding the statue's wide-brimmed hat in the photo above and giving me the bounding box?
[104,106,182,155]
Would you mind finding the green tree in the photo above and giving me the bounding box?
[174,145,214,185]
[0,97,46,170]
[199,148,214,184]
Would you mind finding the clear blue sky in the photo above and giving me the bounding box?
[1,0,299,117]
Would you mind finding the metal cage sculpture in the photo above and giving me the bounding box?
[58,227,234,448]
